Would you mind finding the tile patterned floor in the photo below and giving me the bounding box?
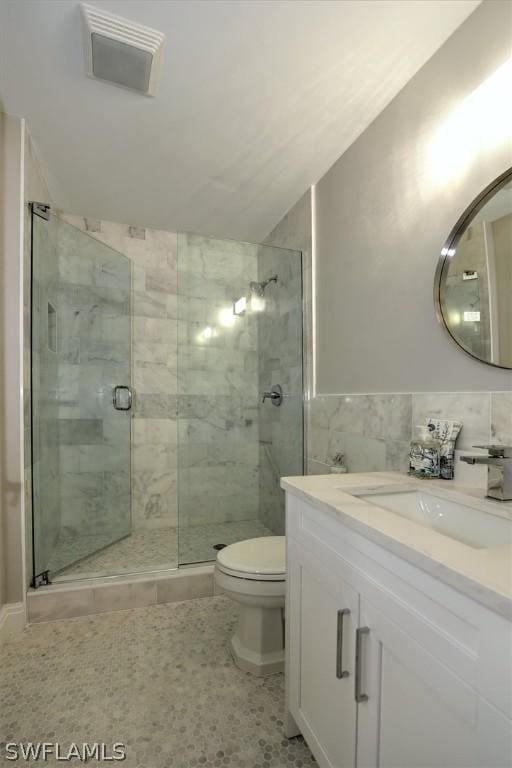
[0,596,315,768]
[52,520,273,581]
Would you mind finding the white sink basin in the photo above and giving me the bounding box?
[357,489,512,549]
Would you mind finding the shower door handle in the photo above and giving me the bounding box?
[113,385,132,411]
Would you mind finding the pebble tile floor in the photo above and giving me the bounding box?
[0,596,315,768]
[52,521,273,580]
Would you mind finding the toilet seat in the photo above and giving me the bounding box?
[216,536,285,582]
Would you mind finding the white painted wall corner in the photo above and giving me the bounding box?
[0,602,26,645]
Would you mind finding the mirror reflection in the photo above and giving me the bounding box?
[437,173,512,368]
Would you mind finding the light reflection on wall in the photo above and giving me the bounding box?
[218,306,236,328]
[197,325,217,343]
[428,58,512,185]
[198,294,267,344]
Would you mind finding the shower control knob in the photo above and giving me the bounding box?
[262,384,283,406]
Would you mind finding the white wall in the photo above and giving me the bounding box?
[0,112,51,631]
[0,110,5,612]
[315,0,512,394]
[0,112,25,612]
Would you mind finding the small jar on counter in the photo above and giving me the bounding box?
[330,453,348,474]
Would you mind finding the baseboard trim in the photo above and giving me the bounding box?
[0,602,26,643]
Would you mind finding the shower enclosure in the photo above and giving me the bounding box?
[29,208,303,585]
[177,234,304,565]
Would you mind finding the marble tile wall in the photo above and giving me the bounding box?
[177,233,261,531]
[263,191,313,399]
[256,245,303,534]
[261,191,311,533]
[46,223,271,568]
[308,392,512,483]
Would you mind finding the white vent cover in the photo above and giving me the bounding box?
[81,3,165,96]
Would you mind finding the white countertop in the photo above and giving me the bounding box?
[281,472,512,619]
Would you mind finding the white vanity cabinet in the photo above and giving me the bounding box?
[285,492,512,768]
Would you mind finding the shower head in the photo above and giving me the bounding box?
[249,275,278,297]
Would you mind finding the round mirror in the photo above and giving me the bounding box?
[435,168,512,369]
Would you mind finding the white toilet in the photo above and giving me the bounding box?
[214,536,286,676]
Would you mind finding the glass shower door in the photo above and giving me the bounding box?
[176,233,303,565]
[31,212,132,583]
[257,245,304,535]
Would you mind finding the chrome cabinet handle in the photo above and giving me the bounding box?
[336,609,350,679]
[113,385,132,411]
[355,626,370,702]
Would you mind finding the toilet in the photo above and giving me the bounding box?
[214,536,286,676]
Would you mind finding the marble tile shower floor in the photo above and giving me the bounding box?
[52,520,274,580]
[0,596,315,768]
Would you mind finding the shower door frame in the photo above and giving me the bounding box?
[29,202,51,587]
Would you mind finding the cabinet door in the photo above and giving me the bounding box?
[288,541,359,768]
[477,697,512,768]
[356,596,479,768]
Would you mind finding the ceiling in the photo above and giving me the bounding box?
[0,0,479,242]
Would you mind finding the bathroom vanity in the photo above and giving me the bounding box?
[282,472,512,768]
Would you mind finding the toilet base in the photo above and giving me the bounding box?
[230,603,285,676]
[230,634,284,676]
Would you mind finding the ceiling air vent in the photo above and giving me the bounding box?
[81,3,165,96]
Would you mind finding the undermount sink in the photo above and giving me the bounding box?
[356,489,512,549]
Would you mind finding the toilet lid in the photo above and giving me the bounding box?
[217,537,285,577]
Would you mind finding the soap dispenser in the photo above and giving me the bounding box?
[409,425,441,479]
